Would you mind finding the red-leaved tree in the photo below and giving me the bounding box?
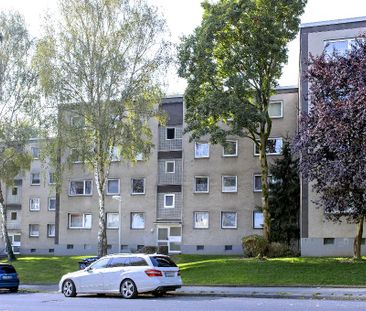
[295,37,366,259]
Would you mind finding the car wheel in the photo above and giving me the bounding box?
[152,290,165,297]
[9,287,18,293]
[62,279,77,297]
[120,279,138,299]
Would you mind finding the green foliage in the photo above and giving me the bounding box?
[242,235,269,258]
[267,242,294,258]
[269,140,300,244]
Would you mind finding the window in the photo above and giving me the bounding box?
[29,198,40,211]
[69,180,92,196]
[223,140,238,157]
[49,172,56,185]
[47,224,55,237]
[31,147,40,159]
[253,211,264,229]
[225,245,233,251]
[324,38,356,56]
[107,213,119,229]
[222,176,237,192]
[253,175,274,192]
[29,224,40,237]
[90,258,110,269]
[30,172,40,185]
[135,153,143,161]
[11,187,18,196]
[107,179,120,195]
[221,212,237,229]
[195,142,209,158]
[194,212,209,229]
[269,101,283,118]
[131,212,145,229]
[164,194,175,208]
[165,161,175,173]
[323,238,335,245]
[47,197,56,211]
[194,176,209,193]
[131,178,145,195]
[110,146,121,161]
[196,245,204,251]
[109,256,128,267]
[166,128,175,140]
[10,212,17,221]
[71,115,85,128]
[71,148,84,163]
[67,244,74,249]
[254,138,283,156]
[68,213,92,229]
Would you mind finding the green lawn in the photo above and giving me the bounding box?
[2,255,366,286]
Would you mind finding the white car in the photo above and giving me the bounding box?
[59,253,182,298]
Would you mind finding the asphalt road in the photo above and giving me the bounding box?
[1,292,366,311]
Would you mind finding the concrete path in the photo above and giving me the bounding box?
[18,284,366,301]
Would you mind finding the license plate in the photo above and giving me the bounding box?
[164,272,175,277]
[2,275,12,280]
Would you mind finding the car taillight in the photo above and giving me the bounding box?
[145,269,163,277]
[177,270,181,276]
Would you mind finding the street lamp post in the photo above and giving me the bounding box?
[112,195,122,253]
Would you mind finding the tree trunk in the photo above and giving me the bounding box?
[0,182,16,261]
[95,164,107,257]
[353,215,364,259]
[259,136,270,241]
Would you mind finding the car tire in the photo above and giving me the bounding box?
[120,279,138,299]
[9,287,18,293]
[152,290,166,297]
[62,279,77,297]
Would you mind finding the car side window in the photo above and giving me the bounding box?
[90,258,110,270]
[109,257,128,268]
[127,257,148,266]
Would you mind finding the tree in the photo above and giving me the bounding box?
[0,11,38,261]
[294,38,366,259]
[33,0,171,257]
[269,140,300,246]
[177,0,306,241]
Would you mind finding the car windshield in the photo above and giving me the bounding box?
[0,265,16,274]
[149,256,177,267]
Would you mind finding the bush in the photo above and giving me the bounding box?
[267,242,292,258]
[140,246,158,254]
[157,245,169,255]
[242,235,268,258]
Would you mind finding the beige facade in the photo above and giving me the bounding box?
[300,17,366,256]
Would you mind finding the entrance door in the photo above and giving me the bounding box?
[8,234,21,254]
[157,226,182,253]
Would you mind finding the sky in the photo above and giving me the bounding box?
[1,0,366,94]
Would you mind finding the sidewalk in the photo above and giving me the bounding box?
[19,284,366,301]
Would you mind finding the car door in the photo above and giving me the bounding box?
[79,258,110,293]
[102,256,129,292]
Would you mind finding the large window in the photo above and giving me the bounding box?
[29,198,40,211]
[223,140,238,157]
[107,213,119,229]
[164,194,175,208]
[107,179,120,195]
[131,178,145,195]
[194,212,209,229]
[253,211,264,229]
[29,224,40,237]
[131,212,145,229]
[195,142,209,158]
[48,197,56,211]
[268,101,283,118]
[194,176,209,193]
[254,138,283,156]
[222,176,237,192]
[47,224,56,237]
[30,172,41,185]
[324,38,356,56]
[69,180,92,196]
[68,213,92,229]
[31,147,40,159]
[221,212,237,229]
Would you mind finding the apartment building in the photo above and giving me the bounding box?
[0,89,297,255]
[299,16,366,256]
